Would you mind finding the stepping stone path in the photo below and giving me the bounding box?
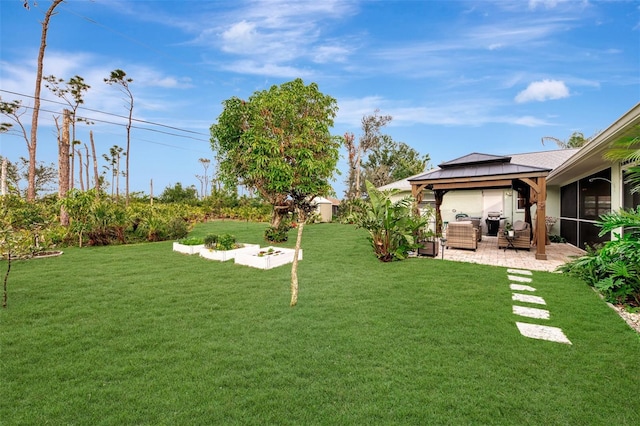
[507,268,572,345]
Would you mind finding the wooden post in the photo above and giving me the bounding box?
[535,177,547,260]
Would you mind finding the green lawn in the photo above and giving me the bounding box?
[2,221,639,425]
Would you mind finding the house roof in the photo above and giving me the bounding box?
[547,102,640,185]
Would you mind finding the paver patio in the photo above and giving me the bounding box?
[435,235,585,272]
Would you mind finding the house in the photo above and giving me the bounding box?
[383,102,640,258]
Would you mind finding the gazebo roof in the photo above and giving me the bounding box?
[408,152,551,184]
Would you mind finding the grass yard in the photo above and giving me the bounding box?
[2,221,639,425]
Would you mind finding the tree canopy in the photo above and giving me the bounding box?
[210,78,341,227]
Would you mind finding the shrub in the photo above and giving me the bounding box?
[217,234,237,251]
[353,181,428,262]
[264,224,289,243]
[558,207,640,307]
[202,234,237,250]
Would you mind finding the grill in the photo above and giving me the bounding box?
[486,212,502,236]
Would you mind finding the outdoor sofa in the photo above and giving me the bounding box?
[445,221,478,251]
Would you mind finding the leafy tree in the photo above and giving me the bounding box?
[0,156,56,197]
[210,78,341,229]
[211,78,340,306]
[362,135,430,188]
[160,182,199,204]
[353,181,428,262]
[104,69,134,206]
[344,110,392,200]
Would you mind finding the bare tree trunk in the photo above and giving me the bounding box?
[77,147,84,191]
[27,0,64,201]
[84,144,90,191]
[69,145,75,190]
[150,179,153,206]
[90,132,99,193]
[290,215,305,307]
[1,158,7,196]
[58,109,70,226]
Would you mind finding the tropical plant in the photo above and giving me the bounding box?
[557,206,640,307]
[604,134,640,194]
[354,181,428,262]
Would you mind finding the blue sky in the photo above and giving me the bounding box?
[1,0,638,198]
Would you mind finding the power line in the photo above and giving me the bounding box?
[0,89,210,138]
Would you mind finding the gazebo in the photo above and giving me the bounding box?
[408,153,551,260]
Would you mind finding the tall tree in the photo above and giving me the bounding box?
[211,78,340,306]
[44,74,92,190]
[344,110,392,199]
[362,136,430,188]
[102,145,124,199]
[104,69,134,206]
[25,0,65,201]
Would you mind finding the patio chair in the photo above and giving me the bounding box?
[445,221,478,251]
[498,220,531,250]
[457,216,482,241]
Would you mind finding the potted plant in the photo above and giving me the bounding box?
[504,222,514,237]
[417,229,439,257]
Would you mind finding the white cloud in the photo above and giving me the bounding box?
[515,79,570,103]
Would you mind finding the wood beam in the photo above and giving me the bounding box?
[431,179,512,190]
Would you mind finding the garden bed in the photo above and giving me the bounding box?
[198,243,260,262]
[172,242,205,255]
[234,246,302,269]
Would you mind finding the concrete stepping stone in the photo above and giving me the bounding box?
[512,293,546,305]
[516,322,571,344]
[510,284,536,292]
[508,274,532,283]
[513,305,550,319]
[507,268,532,276]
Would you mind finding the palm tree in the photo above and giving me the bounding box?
[541,131,592,149]
[604,134,640,194]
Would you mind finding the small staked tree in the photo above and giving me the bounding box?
[104,69,134,206]
[211,78,341,306]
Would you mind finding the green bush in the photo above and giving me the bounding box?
[202,233,237,250]
[558,207,640,307]
[264,224,289,243]
[177,237,204,246]
[217,234,237,251]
